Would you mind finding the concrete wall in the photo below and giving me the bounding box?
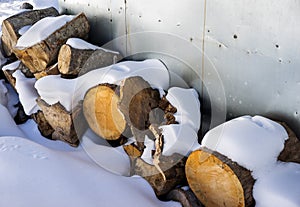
[59,0,300,136]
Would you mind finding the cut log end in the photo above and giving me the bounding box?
[83,84,126,140]
[186,148,255,207]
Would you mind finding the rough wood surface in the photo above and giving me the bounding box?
[118,76,161,131]
[58,44,123,77]
[34,63,60,79]
[13,13,90,74]
[36,98,86,146]
[83,83,127,141]
[32,110,54,139]
[165,188,204,207]
[186,147,255,207]
[1,7,59,56]
[132,153,187,197]
[278,122,300,163]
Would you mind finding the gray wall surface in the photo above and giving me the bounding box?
[59,0,300,137]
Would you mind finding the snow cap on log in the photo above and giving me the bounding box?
[58,38,123,77]
[201,115,288,177]
[13,13,90,74]
[1,7,59,56]
[35,59,170,112]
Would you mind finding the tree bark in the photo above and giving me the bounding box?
[36,98,87,147]
[185,147,255,207]
[278,122,300,163]
[31,110,55,139]
[1,7,59,56]
[83,83,127,141]
[165,188,204,207]
[118,76,161,131]
[13,13,90,74]
[58,44,123,77]
[132,153,187,197]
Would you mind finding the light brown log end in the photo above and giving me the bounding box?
[186,148,255,207]
[83,84,126,140]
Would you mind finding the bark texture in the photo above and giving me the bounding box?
[13,13,90,74]
[1,7,59,56]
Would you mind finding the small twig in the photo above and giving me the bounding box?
[149,124,166,181]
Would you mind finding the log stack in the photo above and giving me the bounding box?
[13,13,90,74]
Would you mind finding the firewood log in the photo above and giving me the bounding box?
[36,98,87,146]
[132,153,187,197]
[185,147,255,207]
[31,110,54,138]
[1,7,59,56]
[13,13,90,74]
[83,83,127,141]
[2,61,33,89]
[186,122,300,207]
[58,44,123,77]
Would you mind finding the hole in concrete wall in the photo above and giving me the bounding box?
[207,29,210,33]
[158,19,162,23]
[219,44,222,48]
[233,34,238,39]
[190,37,193,42]
[275,44,279,48]
[110,19,113,22]
[108,8,111,11]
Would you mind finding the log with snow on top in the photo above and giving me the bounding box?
[35,59,170,112]
[13,13,90,74]
[58,38,123,77]
[2,60,33,89]
[1,7,59,56]
[185,115,300,207]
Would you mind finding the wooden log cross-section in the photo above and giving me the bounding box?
[83,83,127,141]
[58,44,123,77]
[13,13,90,74]
[1,7,59,56]
[185,122,300,207]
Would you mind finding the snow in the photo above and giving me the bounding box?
[166,87,201,132]
[16,15,75,48]
[66,38,120,54]
[253,162,300,207]
[140,136,156,164]
[12,70,40,115]
[0,136,180,207]
[35,59,170,111]
[81,129,131,176]
[201,115,288,178]
[161,124,200,156]
[0,104,25,138]
[18,24,31,35]
[2,60,21,71]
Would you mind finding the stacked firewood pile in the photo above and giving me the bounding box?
[1,5,300,207]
